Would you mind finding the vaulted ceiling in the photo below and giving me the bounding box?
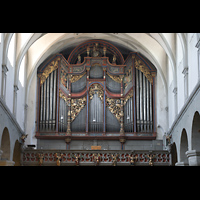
[2,33,189,102]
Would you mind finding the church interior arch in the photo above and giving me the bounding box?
[191,111,200,151]
[13,140,21,166]
[1,33,200,165]
[180,129,189,164]
[1,127,10,160]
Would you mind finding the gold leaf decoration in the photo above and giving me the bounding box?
[70,72,86,83]
[135,58,153,84]
[38,57,60,85]
[106,72,121,83]
[123,89,133,105]
[70,96,87,122]
[89,84,104,103]
[106,97,121,122]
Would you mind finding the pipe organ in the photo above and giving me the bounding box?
[36,39,157,143]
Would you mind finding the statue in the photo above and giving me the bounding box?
[93,153,101,166]
[129,154,138,166]
[37,153,44,166]
[77,54,81,64]
[87,46,90,57]
[92,43,101,57]
[103,46,106,57]
[55,153,63,166]
[72,153,82,166]
[112,54,116,64]
[20,134,28,143]
[111,153,119,166]
[146,154,156,166]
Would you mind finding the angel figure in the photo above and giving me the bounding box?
[111,154,119,166]
[55,153,63,166]
[146,154,156,166]
[112,54,116,64]
[93,153,101,166]
[37,153,44,166]
[129,154,138,166]
[72,153,82,166]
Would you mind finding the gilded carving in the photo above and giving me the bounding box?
[106,97,121,122]
[38,57,60,85]
[124,89,133,105]
[70,72,86,83]
[124,64,132,89]
[89,84,104,103]
[135,58,153,84]
[70,96,87,122]
[106,72,121,83]
[60,67,68,88]
[59,90,68,103]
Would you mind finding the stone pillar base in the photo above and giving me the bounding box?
[186,150,200,166]
[0,160,15,166]
[175,162,189,166]
[0,150,3,159]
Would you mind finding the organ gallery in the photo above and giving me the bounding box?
[36,39,157,148]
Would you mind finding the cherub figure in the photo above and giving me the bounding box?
[72,153,82,166]
[55,153,63,166]
[146,154,156,166]
[112,54,116,64]
[93,153,101,166]
[129,154,138,166]
[37,153,44,166]
[111,154,119,166]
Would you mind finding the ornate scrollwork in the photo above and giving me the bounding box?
[89,84,104,103]
[124,89,133,105]
[135,58,153,84]
[71,96,87,122]
[70,72,86,83]
[59,90,68,103]
[106,97,121,122]
[38,57,60,85]
[106,72,122,83]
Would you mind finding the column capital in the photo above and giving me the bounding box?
[173,87,177,94]
[2,64,8,74]
[182,67,188,75]
[14,85,19,92]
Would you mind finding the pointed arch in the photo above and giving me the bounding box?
[180,128,189,164]
[191,111,200,151]
[1,127,10,160]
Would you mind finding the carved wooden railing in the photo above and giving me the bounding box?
[22,149,171,166]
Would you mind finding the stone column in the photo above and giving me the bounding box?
[13,85,19,117]
[173,87,178,117]
[195,36,200,80]
[182,67,188,102]
[186,150,200,166]
[1,64,8,100]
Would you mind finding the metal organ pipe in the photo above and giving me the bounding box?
[39,70,57,132]
[143,73,146,132]
[136,69,140,132]
[146,78,150,132]
[139,70,143,131]
[135,69,153,133]
[149,83,153,132]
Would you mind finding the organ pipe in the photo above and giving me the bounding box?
[39,70,57,131]
[134,69,153,132]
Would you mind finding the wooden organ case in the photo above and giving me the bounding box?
[36,40,157,148]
